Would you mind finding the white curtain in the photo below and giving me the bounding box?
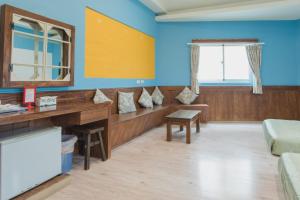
[191,46,200,94]
[246,45,263,94]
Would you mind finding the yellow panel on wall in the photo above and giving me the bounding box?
[85,8,155,79]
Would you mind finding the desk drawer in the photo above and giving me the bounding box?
[52,108,109,126]
[79,109,108,125]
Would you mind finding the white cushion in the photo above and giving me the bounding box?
[138,88,153,108]
[93,89,112,104]
[151,87,164,105]
[176,87,198,105]
[118,92,137,114]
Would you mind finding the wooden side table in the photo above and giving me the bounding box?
[165,110,201,144]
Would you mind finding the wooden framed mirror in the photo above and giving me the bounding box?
[0,4,75,88]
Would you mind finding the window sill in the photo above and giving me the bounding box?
[199,81,252,86]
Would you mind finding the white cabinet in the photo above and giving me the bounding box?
[0,127,61,200]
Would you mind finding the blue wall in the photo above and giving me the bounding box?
[156,21,299,86]
[297,20,300,84]
[0,0,157,93]
[0,1,300,93]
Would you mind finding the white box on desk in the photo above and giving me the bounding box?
[0,127,62,200]
[36,96,57,107]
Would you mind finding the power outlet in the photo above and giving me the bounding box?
[136,80,141,84]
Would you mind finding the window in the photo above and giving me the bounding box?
[198,45,251,83]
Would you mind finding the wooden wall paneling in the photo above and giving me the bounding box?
[159,86,300,121]
[0,85,299,127]
[198,92,215,121]
[219,91,231,120]
[260,89,273,120]
[297,91,300,119]
[216,92,231,120]
[271,91,280,119]
[232,89,256,120]
[1,85,300,158]
[284,90,298,119]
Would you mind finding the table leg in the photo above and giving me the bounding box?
[196,117,200,133]
[84,133,91,170]
[103,118,112,159]
[97,131,107,161]
[186,122,191,144]
[167,122,172,141]
[180,125,184,131]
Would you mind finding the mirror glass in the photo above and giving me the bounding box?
[47,40,69,67]
[10,14,72,83]
[11,65,43,81]
[12,18,44,66]
[12,33,44,65]
[45,67,70,81]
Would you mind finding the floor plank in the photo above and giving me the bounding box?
[47,123,284,200]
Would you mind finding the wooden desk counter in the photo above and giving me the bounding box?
[0,102,111,126]
[0,101,112,158]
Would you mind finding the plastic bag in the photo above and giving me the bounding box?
[62,135,78,154]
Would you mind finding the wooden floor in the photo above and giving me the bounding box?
[47,123,284,200]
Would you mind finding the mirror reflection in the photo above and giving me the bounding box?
[10,14,71,82]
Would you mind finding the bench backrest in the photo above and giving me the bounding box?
[99,86,199,114]
[100,87,155,114]
[0,86,200,115]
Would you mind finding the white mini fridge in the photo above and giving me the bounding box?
[0,127,62,200]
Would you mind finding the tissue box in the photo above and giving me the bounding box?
[36,96,57,107]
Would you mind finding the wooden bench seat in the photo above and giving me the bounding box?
[96,87,209,150]
[111,105,171,148]
[111,105,171,124]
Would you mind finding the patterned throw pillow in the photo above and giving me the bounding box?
[118,92,137,114]
[138,88,153,108]
[93,89,112,104]
[176,87,198,105]
[151,86,164,105]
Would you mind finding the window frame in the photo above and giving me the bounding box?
[193,39,257,85]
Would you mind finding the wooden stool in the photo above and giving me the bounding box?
[70,124,107,170]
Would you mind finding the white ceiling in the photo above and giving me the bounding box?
[140,0,300,22]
